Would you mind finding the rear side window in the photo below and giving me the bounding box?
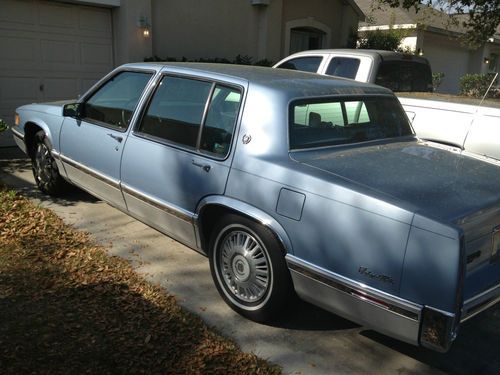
[290,96,412,149]
[325,57,360,79]
[276,56,323,73]
[375,62,432,92]
[138,76,212,148]
[138,76,242,158]
[83,71,152,130]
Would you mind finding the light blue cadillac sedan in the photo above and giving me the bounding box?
[11,63,500,352]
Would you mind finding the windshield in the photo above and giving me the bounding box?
[289,96,413,150]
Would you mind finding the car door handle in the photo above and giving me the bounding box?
[107,133,123,143]
[192,160,211,172]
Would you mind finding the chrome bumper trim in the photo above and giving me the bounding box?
[461,282,500,322]
[59,153,120,189]
[11,128,24,141]
[121,183,193,223]
[286,255,421,321]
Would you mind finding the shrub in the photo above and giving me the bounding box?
[0,119,8,132]
[459,73,498,98]
[144,54,274,67]
[432,72,445,91]
[357,29,405,52]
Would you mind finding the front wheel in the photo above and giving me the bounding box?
[32,130,68,196]
[209,214,293,322]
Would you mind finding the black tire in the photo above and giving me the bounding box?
[32,130,68,196]
[209,214,293,322]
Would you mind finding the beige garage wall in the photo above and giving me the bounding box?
[152,0,262,61]
[423,32,473,94]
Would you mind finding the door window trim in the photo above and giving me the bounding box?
[77,68,157,133]
[132,72,244,161]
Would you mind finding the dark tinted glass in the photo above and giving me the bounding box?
[200,86,241,157]
[375,61,432,92]
[83,71,152,129]
[290,96,413,149]
[325,57,360,79]
[276,56,323,73]
[138,76,212,148]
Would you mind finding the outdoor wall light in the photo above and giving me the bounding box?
[484,57,491,64]
[417,48,424,56]
[138,16,151,38]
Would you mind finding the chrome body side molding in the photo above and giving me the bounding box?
[121,183,198,249]
[286,255,422,345]
[11,128,27,154]
[461,282,500,322]
[59,153,120,189]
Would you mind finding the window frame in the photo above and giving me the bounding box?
[276,56,325,73]
[133,72,244,161]
[79,68,156,133]
[288,94,415,151]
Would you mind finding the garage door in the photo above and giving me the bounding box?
[0,0,114,146]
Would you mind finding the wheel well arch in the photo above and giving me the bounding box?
[24,122,44,159]
[196,201,293,257]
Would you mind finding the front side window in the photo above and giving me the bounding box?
[83,71,152,129]
[276,56,323,73]
[290,96,413,150]
[138,76,242,157]
[325,57,361,79]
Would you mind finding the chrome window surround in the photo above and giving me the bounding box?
[132,72,244,162]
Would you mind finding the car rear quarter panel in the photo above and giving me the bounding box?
[226,84,420,295]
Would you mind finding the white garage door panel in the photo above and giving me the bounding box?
[43,78,79,101]
[0,77,39,103]
[0,0,114,146]
[0,0,34,24]
[41,40,78,64]
[81,43,113,65]
[0,36,36,62]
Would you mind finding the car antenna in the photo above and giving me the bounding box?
[462,72,498,151]
[477,72,498,110]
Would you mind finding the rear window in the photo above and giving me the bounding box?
[276,56,323,73]
[289,96,413,150]
[375,61,432,92]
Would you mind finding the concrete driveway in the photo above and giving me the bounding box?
[1,149,499,375]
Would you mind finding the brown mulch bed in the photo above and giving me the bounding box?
[0,189,280,374]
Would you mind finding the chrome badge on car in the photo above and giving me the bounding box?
[358,266,394,284]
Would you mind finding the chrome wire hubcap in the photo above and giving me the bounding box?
[35,143,52,183]
[219,230,270,303]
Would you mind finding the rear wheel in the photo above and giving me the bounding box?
[32,130,68,196]
[209,214,293,322]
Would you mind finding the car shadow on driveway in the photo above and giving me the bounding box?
[361,303,500,375]
[0,158,99,207]
[271,297,359,331]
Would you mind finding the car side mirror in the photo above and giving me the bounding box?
[63,103,82,118]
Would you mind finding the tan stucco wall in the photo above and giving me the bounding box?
[151,0,266,61]
[150,0,359,63]
[281,0,358,54]
[112,0,153,65]
[423,32,473,94]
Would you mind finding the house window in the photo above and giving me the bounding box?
[290,27,325,54]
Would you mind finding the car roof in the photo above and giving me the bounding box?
[121,62,393,97]
[281,49,430,64]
